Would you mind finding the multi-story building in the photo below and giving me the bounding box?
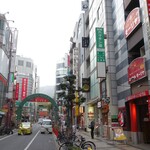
[0,13,18,126]
[119,0,150,144]
[69,0,150,144]
[69,2,90,130]
[55,53,70,114]
[15,55,39,120]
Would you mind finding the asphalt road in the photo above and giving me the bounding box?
[0,123,57,150]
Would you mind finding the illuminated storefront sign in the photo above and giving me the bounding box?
[128,57,146,84]
[124,7,141,38]
[126,90,149,101]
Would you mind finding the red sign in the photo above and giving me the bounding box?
[0,74,7,85]
[148,97,150,119]
[15,83,19,100]
[21,78,28,100]
[147,0,150,16]
[126,90,149,101]
[128,57,146,84]
[31,97,49,102]
[124,7,141,38]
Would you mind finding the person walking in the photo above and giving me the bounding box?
[90,120,95,139]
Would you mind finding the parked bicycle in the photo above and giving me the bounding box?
[59,135,96,150]
[0,126,13,135]
[57,131,79,146]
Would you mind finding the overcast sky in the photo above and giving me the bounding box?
[0,0,82,86]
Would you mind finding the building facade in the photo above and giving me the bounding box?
[15,55,39,121]
[55,53,70,114]
[0,13,18,126]
[68,0,150,144]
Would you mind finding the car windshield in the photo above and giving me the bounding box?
[42,121,51,125]
[22,122,31,128]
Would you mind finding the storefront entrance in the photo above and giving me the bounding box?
[137,99,150,144]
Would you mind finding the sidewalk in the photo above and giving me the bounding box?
[53,129,150,150]
[79,130,150,150]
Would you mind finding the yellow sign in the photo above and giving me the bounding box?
[75,91,79,103]
[75,105,79,116]
[113,127,127,141]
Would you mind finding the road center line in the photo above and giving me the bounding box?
[24,130,40,150]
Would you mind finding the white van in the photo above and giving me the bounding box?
[40,119,52,134]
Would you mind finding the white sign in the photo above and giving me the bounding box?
[81,1,89,11]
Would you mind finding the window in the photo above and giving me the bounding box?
[18,60,24,66]
[140,46,145,56]
[0,20,4,30]
[26,61,31,68]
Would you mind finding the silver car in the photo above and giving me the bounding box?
[40,119,52,134]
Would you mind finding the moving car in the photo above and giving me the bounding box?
[18,122,32,135]
[40,119,52,134]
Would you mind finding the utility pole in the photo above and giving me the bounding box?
[5,27,13,133]
[5,26,18,133]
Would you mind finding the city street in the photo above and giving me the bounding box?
[0,124,57,150]
[1,123,150,150]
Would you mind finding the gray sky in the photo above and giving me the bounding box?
[0,0,82,86]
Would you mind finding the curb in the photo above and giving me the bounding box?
[52,132,59,150]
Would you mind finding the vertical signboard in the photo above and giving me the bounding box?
[96,28,105,49]
[21,78,28,100]
[95,27,106,78]
[148,96,150,120]
[15,83,19,100]
[82,37,89,48]
[147,0,150,16]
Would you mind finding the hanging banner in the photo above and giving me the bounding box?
[21,78,28,100]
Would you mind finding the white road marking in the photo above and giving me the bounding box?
[0,133,17,141]
[24,130,40,150]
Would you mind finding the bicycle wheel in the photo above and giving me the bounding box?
[81,141,96,150]
[59,142,74,150]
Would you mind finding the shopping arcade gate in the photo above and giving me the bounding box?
[16,93,59,121]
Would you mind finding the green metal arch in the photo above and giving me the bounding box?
[16,93,58,121]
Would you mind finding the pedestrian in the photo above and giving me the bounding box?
[90,120,95,139]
